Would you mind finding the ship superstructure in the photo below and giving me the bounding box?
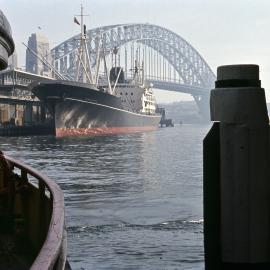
[103,60,157,115]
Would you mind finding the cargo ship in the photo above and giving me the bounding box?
[31,7,161,137]
[32,68,161,137]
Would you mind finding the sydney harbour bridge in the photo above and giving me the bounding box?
[51,23,216,119]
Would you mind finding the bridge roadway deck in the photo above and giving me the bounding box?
[149,80,211,96]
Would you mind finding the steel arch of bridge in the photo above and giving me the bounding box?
[51,23,215,91]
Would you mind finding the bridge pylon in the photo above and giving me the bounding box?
[193,93,211,121]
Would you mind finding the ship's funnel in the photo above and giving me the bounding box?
[109,67,125,83]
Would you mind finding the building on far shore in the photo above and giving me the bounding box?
[26,33,51,77]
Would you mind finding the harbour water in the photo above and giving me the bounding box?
[0,124,210,270]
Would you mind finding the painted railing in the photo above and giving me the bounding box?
[4,154,67,270]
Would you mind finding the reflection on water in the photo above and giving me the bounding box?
[0,124,210,269]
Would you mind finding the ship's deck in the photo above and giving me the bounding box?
[0,233,34,270]
[0,203,35,270]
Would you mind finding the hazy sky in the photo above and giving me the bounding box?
[1,0,270,102]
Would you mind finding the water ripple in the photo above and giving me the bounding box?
[68,219,204,234]
[0,125,210,270]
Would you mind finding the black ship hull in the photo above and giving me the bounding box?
[32,81,161,137]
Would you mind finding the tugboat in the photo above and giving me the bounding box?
[31,6,161,137]
[0,9,68,270]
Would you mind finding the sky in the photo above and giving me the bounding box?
[1,0,270,103]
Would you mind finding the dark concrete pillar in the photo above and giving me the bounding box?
[24,104,33,125]
[40,105,46,123]
[204,64,270,269]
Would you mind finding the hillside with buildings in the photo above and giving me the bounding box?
[161,101,270,124]
[158,100,204,124]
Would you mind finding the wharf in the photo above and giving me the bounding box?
[0,124,54,136]
[0,68,55,136]
[160,118,174,127]
[157,107,174,127]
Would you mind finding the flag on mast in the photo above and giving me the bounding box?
[74,17,80,25]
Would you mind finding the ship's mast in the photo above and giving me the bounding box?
[75,5,93,84]
[80,5,86,83]
[130,59,144,84]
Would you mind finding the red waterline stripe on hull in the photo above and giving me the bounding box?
[56,126,157,137]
